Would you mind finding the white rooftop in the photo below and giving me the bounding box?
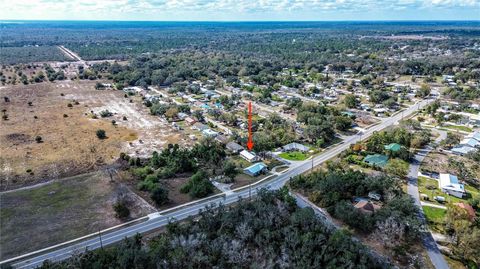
[439,173,465,193]
[240,150,256,160]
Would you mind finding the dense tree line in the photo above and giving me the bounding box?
[37,189,389,269]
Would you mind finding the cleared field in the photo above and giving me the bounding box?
[0,171,154,260]
[0,81,136,189]
[421,151,480,183]
[0,80,184,190]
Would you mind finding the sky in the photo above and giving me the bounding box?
[0,0,479,21]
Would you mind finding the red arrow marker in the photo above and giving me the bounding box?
[247,102,254,151]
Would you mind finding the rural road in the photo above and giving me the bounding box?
[57,46,84,63]
[5,98,434,269]
[407,129,449,269]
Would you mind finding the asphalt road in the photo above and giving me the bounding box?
[7,98,434,269]
[407,129,449,269]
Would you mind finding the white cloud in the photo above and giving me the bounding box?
[0,0,479,20]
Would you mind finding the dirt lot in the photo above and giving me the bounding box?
[0,80,185,190]
[421,151,480,183]
[0,170,154,260]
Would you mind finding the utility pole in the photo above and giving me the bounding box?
[249,182,251,200]
[98,228,103,250]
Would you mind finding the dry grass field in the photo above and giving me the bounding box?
[0,80,184,190]
[0,170,155,260]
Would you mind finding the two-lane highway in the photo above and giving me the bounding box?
[7,98,434,269]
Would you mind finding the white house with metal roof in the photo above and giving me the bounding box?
[240,150,258,162]
[439,173,466,198]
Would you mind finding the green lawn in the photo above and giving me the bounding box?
[443,125,473,133]
[417,176,479,205]
[422,206,446,233]
[278,151,308,161]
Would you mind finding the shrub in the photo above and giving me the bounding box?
[100,110,113,118]
[131,166,153,180]
[111,120,116,125]
[96,129,106,139]
[137,180,156,192]
[113,201,130,219]
[181,170,214,198]
[63,114,68,118]
[151,187,169,206]
[67,103,73,108]
[123,116,127,121]
[157,167,176,179]
[35,136,43,143]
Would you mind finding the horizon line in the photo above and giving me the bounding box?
[1,19,480,23]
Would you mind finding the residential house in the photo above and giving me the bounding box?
[215,135,228,144]
[467,131,480,141]
[364,154,389,167]
[226,142,244,153]
[354,200,381,214]
[240,150,258,162]
[439,173,466,198]
[192,122,208,131]
[243,162,268,177]
[282,142,310,152]
[185,117,196,125]
[459,138,480,148]
[451,145,476,156]
[202,129,218,138]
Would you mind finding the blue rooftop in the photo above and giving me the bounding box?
[244,162,267,175]
[470,131,480,141]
